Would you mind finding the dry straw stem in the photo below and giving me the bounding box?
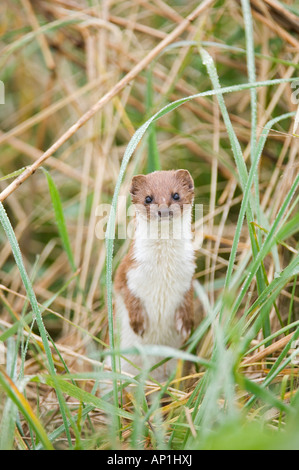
[0,131,94,186]
[251,0,299,48]
[0,0,213,203]
[20,0,56,71]
[241,333,296,366]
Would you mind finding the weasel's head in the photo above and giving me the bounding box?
[130,170,194,221]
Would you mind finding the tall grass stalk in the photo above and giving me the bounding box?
[0,202,73,448]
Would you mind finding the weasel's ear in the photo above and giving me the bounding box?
[130,174,147,197]
[175,169,194,191]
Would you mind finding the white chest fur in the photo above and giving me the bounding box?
[128,214,194,344]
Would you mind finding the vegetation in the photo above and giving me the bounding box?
[0,0,299,450]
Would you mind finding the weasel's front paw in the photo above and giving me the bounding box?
[175,311,193,342]
[129,308,147,337]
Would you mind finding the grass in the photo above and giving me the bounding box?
[0,0,299,450]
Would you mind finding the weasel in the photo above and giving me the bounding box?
[113,169,195,383]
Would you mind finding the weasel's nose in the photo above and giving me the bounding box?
[158,206,173,218]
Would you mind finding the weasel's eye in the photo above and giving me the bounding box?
[172,193,180,201]
[145,196,153,204]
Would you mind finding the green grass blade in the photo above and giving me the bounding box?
[223,112,294,304]
[0,338,18,450]
[240,2,269,339]
[43,169,76,272]
[0,15,84,67]
[232,172,299,321]
[43,375,133,421]
[199,47,249,191]
[0,202,72,448]
[241,255,299,345]
[237,372,292,415]
[0,367,54,450]
[199,47,261,318]
[0,203,54,373]
[241,0,257,162]
[0,167,28,182]
[276,212,299,242]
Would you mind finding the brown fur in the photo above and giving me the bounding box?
[114,245,147,336]
[175,285,194,339]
